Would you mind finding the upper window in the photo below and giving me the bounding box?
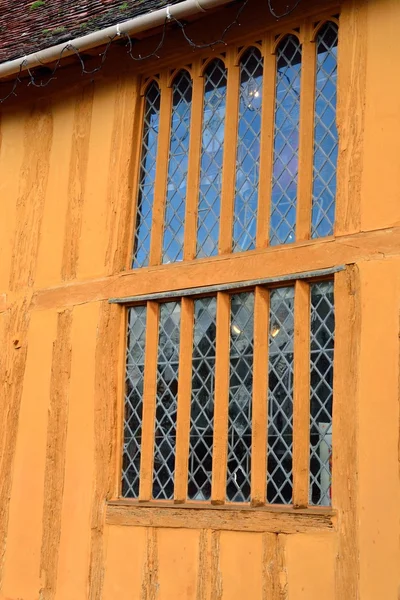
[131,19,338,269]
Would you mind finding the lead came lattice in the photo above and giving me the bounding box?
[270,36,302,246]
[226,293,254,502]
[133,81,160,268]
[197,59,227,258]
[162,71,193,264]
[152,302,181,500]
[188,297,217,500]
[268,287,295,504]
[311,23,338,238]
[233,47,263,253]
[309,281,334,505]
[122,306,147,498]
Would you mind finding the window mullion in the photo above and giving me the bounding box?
[256,36,276,249]
[174,297,194,502]
[296,23,316,242]
[292,279,311,507]
[219,51,240,255]
[251,286,269,505]
[138,301,160,501]
[211,291,231,503]
[184,61,203,261]
[149,74,173,266]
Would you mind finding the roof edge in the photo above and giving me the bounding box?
[0,0,233,80]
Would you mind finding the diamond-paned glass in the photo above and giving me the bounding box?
[268,287,294,504]
[188,297,217,500]
[132,81,160,268]
[311,23,338,238]
[197,59,227,258]
[122,306,147,498]
[233,48,263,253]
[309,281,334,506]
[162,71,193,264]
[270,36,302,246]
[227,292,254,502]
[152,302,181,500]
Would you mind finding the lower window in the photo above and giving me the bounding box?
[122,279,334,507]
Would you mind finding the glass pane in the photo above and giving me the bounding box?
[188,297,217,500]
[270,36,302,246]
[227,292,254,502]
[268,286,294,504]
[309,281,335,505]
[162,71,193,264]
[152,302,181,500]
[132,82,160,268]
[233,48,263,253]
[197,59,227,258]
[122,306,147,497]
[311,23,338,238]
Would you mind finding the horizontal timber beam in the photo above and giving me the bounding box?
[27,226,400,311]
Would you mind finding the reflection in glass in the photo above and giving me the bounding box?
[227,293,254,502]
[268,286,295,504]
[188,297,217,500]
[233,48,263,253]
[197,59,227,258]
[311,23,338,238]
[122,306,147,497]
[152,302,181,499]
[270,36,302,246]
[163,71,193,264]
[133,82,160,268]
[309,281,334,505]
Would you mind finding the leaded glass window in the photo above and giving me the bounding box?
[122,306,147,498]
[132,81,160,268]
[311,22,338,238]
[227,292,254,501]
[270,36,302,246]
[188,297,217,500]
[267,287,294,503]
[233,48,263,253]
[309,281,334,505]
[162,71,193,264]
[153,302,181,500]
[196,59,227,258]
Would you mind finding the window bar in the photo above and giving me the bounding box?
[256,37,276,249]
[219,52,240,255]
[138,301,160,501]
[292,280,311,507]
[297,24,317,242]
[174,297,195,502]
[149,73,173,266]
[211,292,230,504]
[251,286,269,505]
[184,61,204,261]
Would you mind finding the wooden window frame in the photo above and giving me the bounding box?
[110,10,344,531]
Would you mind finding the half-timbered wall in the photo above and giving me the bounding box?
[0,0,399,599]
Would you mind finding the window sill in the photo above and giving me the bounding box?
[106,501,335,534]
